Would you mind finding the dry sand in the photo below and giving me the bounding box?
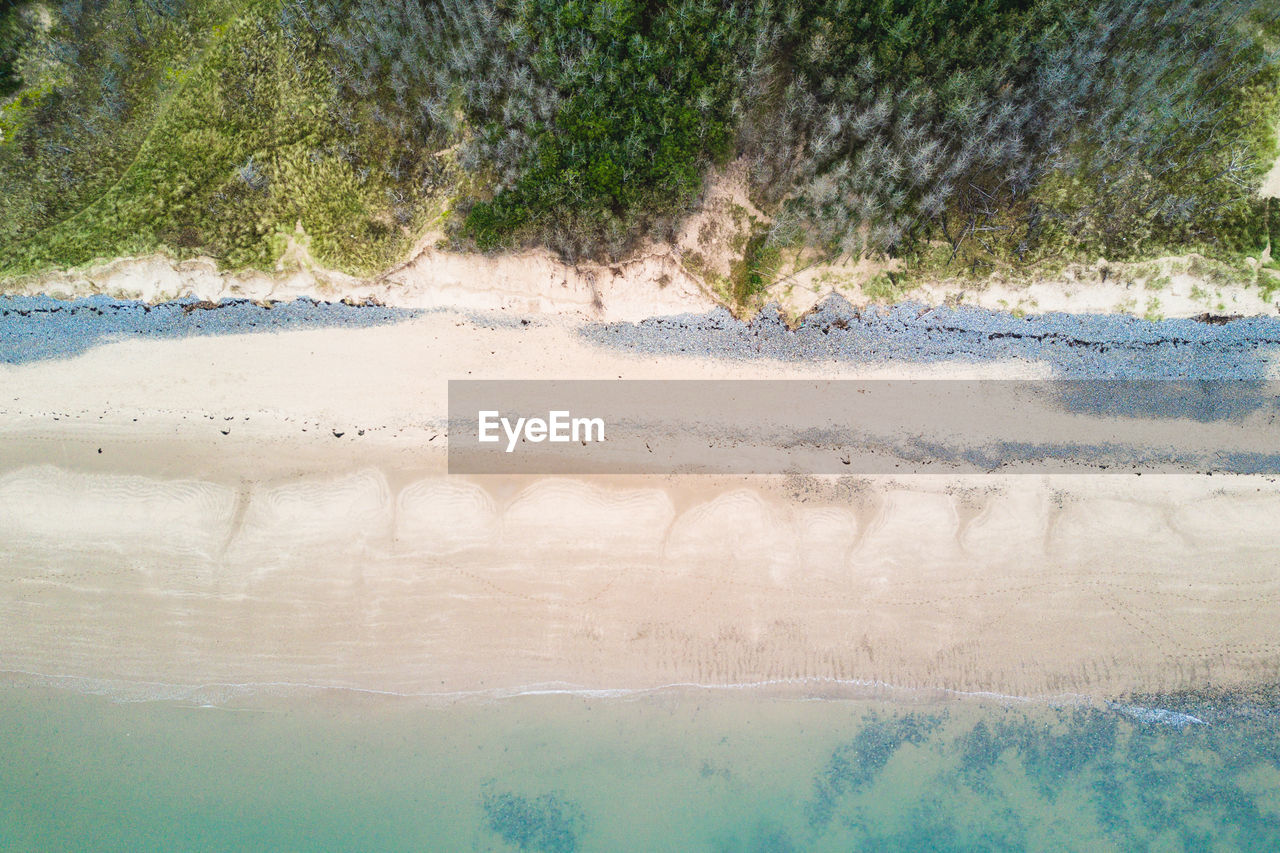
[1,312,1278,703]
[2,241,711,323]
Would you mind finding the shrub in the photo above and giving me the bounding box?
[1,0,1276,297]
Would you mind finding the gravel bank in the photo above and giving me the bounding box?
[582,295,1280,379]
[0,296,419,365]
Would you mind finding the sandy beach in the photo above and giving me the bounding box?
[2,310,1278,704]
[5,5,1279,847]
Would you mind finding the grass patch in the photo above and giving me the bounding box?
[1259,271,1280,301]
[1186,255,1255,288]
[863,272,908,303]
[728,229,783,305]
[0,0,430,279]
[1143,297,1163,322]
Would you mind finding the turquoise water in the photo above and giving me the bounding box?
[2,685,1278,851]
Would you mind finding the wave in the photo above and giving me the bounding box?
[0,667,1101,710]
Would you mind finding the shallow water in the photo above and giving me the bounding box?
[3,685,1277,851]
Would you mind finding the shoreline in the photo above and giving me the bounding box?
[0,668,1099,706]
[7,669,1274,734]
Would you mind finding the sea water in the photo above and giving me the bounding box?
[2,684,1277,851]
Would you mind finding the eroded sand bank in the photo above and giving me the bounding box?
[1,312,1277,702]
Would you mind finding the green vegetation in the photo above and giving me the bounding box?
[0,1,30,99]
[462,0,747,259]
[862,271,909,303]
[1269,197,1280,254]
[1,0,1278,297]
[744,0,1280,272]
[1260,270,1280,300]
[728,229,783,303]
[0,0,422,274]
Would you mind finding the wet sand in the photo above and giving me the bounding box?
[2,461,1279,700]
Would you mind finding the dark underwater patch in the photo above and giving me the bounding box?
[806,712,944,828]
[480,786,586,853]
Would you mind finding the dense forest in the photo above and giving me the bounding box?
[1,0,1278,296]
